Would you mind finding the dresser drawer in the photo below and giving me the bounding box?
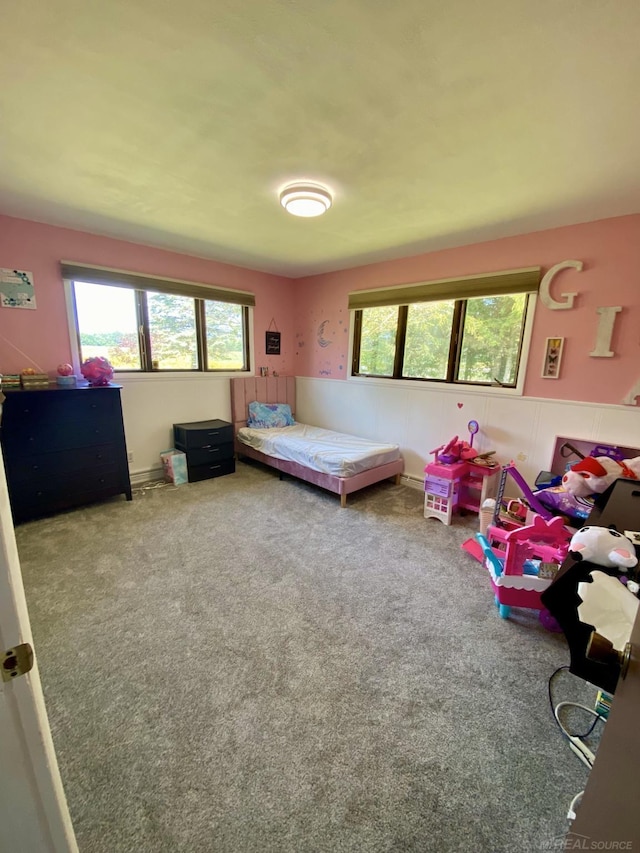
[178,442,234,467]
[9,467,125,520]
[3,392,120,455]
[173,419,233,450]
[187,457,236,482]
[5,444,119,485]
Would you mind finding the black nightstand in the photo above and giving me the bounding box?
[173,419,235,483]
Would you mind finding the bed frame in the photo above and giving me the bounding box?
[230,376,404,507]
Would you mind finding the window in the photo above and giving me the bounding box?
[350,267,539,387]
[64,263,253,373]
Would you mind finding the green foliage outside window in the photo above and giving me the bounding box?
[148,292,198,370]
[74,280,249,372]
[205,301,245,370]
[403,302,455,380]
[354,292,528,386]
[358,306,398,376]
[75,282,141,369]
[458,295,526,385]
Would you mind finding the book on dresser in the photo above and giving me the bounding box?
[0,384,132,524]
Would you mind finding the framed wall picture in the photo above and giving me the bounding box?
[265,330,281,355]
[0,268,36,309]
[542,337,564,379]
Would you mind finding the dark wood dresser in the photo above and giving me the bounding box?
[173,419,235,483]
[0,384,132,523]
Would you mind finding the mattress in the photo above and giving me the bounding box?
[237,423,401,478]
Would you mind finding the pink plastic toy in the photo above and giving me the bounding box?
[81,357,114,386]
[430,435,477,464]
[476,515,572,621]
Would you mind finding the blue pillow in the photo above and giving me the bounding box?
[247,401,295,429]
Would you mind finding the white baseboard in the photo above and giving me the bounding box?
[401,474,423,492]
[130,466,164,487]
[133,467,423,492]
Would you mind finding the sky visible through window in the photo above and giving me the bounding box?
[74,282,137,334]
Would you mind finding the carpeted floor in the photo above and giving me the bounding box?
[15,461,595,853]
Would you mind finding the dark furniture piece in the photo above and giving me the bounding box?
[173,419,235,483]
[541,479,640,845]
[541,478,640,694]
[1,384,132,524]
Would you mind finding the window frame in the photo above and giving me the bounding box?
[63,265,253,377]
[350,292,536,393]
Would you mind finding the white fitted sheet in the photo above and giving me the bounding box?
[237,423,401,478]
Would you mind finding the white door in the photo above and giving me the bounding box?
[0,441,77,853]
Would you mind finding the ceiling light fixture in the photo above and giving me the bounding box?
[279,182,332,217]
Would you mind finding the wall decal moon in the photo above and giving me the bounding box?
[317,320,332,347]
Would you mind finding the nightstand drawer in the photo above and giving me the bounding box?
[179,442,234,466]
[173,419,233,449]
[187,458,235,482]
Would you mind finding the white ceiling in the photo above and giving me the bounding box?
[1,0,639,277]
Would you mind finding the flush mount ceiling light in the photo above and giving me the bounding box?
[279,182,333,217]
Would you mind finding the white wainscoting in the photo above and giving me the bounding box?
[118,374,232,479]
[118,372,640,490]
[296,376,640,490]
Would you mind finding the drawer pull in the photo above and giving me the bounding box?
[209,465,221,470]
[207,431,220,436]
[208,448,219,453]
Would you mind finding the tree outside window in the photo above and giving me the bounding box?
[353,292,529,387]
[73,280,250,372]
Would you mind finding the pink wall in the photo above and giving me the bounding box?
[0,215,294,377]
[294,215,640,405]
[2,213,640,406]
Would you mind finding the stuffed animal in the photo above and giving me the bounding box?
[561,455,640,498]
[431,435,478,464]
[568,525,638,570]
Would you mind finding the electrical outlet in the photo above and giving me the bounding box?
[127,452,134,463]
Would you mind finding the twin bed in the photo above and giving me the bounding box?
[230,377,404,507]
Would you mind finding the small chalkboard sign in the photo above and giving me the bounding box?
[266,330,281,354]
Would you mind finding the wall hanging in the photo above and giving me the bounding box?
[265,318,281,355]
[0,268,36,309]
[542,337,564,379]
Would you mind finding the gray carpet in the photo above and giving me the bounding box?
[15,462,596,853]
